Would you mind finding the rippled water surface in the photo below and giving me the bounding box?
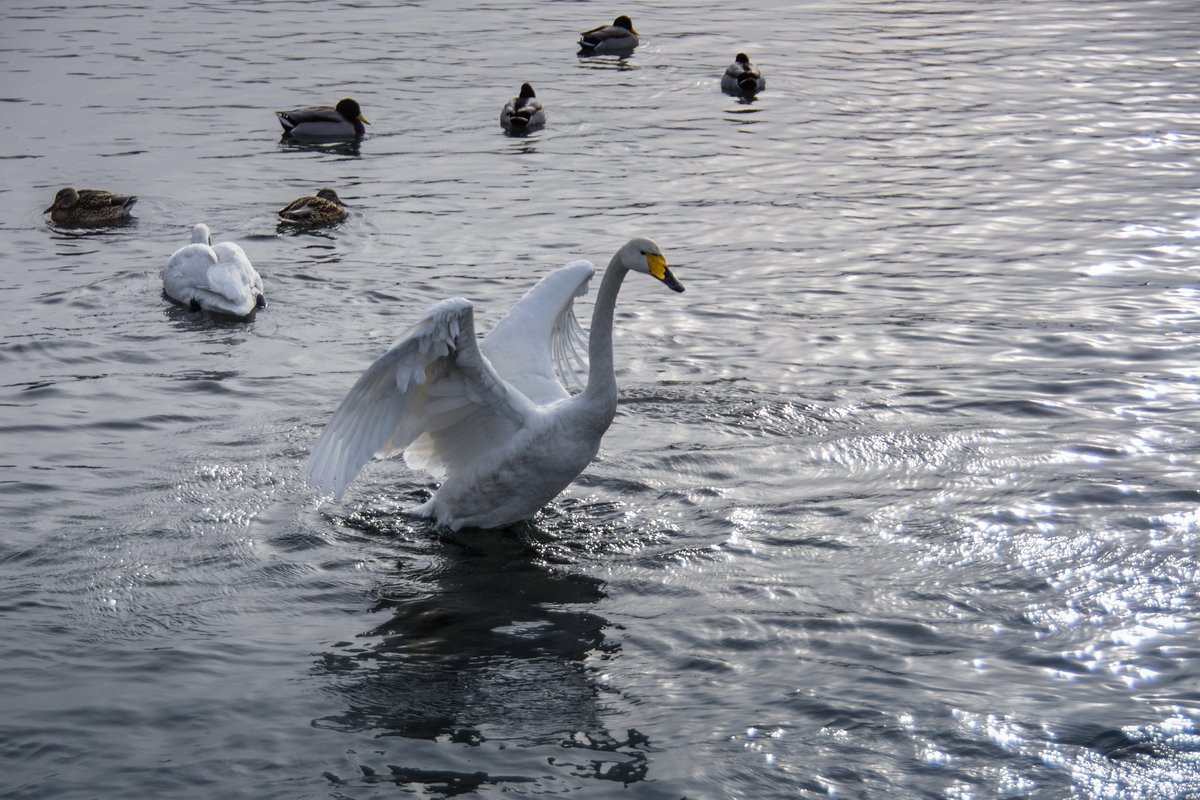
[4,0,1200,797]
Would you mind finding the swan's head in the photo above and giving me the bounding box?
[336,98,370,126]
[44,187,79,212]
[620,237,684,293]
[191,223,212,245]
[613,15,637,34]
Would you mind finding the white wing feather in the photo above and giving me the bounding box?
[480,260,595,404]
[304,297,534,499]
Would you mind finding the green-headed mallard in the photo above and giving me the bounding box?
[722,53,766,96]
[276,98,370,141]
[500,83,546,132]
[578,15,639,54]
[44,187,137,227]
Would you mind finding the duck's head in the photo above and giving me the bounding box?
[735,52,751,65]
[620,237,684,293]
[335,98,370,126]
[613,15,637,34]
[315,188,344,205]
[44,187,79,212]
[519,83,537,100]
[191,223,212,245]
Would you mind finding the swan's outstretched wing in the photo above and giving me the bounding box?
[305,297,535,500]
[480,260,594,405]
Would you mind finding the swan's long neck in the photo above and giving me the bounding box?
[582,253,628,411]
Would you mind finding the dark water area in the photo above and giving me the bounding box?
[3,0,1200,797]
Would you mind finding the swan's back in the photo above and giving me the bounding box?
[163,227,265,317]
[164,243,218,301]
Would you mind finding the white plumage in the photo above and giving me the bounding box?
[163,223,266,318]
[305,237,685,530]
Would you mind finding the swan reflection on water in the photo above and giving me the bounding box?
[311,515,656,791]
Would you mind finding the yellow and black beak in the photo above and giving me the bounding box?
[358,113,371,125]
[647,252,684,293]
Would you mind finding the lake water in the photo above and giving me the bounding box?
[3,0,1200,797]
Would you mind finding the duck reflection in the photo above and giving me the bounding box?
[313,522,653,791]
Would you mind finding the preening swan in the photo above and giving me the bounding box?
[578,15,639,55]
[163,223,266,318]
[276,98,370,141]
[305,237,685,530]
[44,187,137,227]
[277,188,348,227]
[721,53,766,96]
[501,83,546,132]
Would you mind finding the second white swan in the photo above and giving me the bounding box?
[163,224,266,318]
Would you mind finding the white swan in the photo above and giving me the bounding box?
[304,237,685,530]
[163,223,266,318]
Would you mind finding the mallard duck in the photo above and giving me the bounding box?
[305,237,685,530]
[721,53,766,96]
[43,187,137,227]
[578,15,639,54]
[277,188,348,227]
[163,224,266,318]
[500,83,546,132]
[276,98,370,141]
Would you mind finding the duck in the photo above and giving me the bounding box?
[43,187,137,227]
[163,223,266,318]
[721,52,766,96]
[500,83,546,132]
[304,237,685,530]
[578,15,639,54]
[276,98,370,141]
[277,188,348,227]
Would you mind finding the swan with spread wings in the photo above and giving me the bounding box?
[304,237,684,530]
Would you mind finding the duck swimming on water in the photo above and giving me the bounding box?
[276,98,370,141]
[500,83,546,132]
[721,52,766,96]
[277,188,348,227]
[578,15,639,54]
[44,187,137,227]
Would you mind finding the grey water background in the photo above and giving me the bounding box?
[3,0,1200,796]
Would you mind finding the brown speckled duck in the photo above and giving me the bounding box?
[44,187,137,227]
[277,188,349,227]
